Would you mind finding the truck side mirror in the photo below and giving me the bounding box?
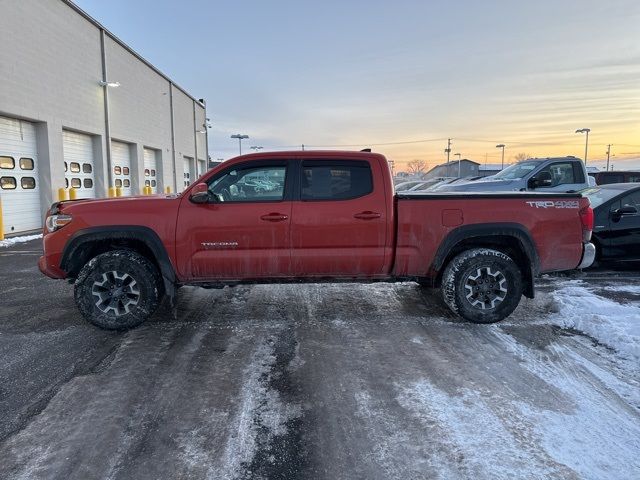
[189,182,210,204]
[529,171,553,189]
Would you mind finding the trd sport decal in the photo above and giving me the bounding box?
[525,200,579,209]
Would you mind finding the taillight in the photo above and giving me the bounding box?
[579,206,594,242]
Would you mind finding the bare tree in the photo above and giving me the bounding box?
[407,159,427,176]
[513,152,532,162]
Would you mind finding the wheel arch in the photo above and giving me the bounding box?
[60,226,176,289]
[430,223,539,298]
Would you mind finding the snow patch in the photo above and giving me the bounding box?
[195,336,301,480]
[548,280,640,361]
[0,233,42,247]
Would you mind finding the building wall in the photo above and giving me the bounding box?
[0,0,207,230]
[425,161,479,179]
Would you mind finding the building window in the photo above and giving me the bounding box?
[115,179,122,187]
[70,162,80,173]
[21,177,36,189]
[145,169,150,176]
[0,157,15,169]
[1,177,17,189]
[84,179,93,189]
[123,179,130,187]
[65,178,69,188]
[145,180,150,186]
[71,178,81,188]
[151,169,156,176]
[19,158,34,170]
[114,166,122,175]
[151,180,156,187]
[82,163,92,173]
[64,162,68,172]
[123,167,130,175]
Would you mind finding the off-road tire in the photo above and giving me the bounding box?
[74,250,162,330]
[441,248,523,324]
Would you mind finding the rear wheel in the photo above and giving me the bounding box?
[441,248,523,323]
[74,250,162,330]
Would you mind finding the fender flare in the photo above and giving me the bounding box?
[60,225,176,284]
[431,222,540,297]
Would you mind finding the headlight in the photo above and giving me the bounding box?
[45,214,73,232]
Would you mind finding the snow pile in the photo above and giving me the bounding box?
[0,233,42,247]
[549,280,640,361]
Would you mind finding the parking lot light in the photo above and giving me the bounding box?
[575,128,591,165]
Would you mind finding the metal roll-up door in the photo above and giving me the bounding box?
[63,130,95,199]
[0,115,41,234]
[111,141,132,195]
[143,148,159,193]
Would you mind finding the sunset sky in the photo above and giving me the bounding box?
[75,0,640,171]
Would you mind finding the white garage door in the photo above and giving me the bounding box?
[111,141,132,196]
[143,148,159,193]
[63,130,95,199]
[183,156,194,191]
[0,116,41,235]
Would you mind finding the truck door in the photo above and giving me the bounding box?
[531,161,586,192]
[290,159,388,277]
[175,160,292,280]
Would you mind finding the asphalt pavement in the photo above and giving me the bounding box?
[0,239,638,480]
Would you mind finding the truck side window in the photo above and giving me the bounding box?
[209,165,286,202]
[301,162,372,201]
[537,162,576,187]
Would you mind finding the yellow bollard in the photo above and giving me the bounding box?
[146,185,153,195]
[69,188,77,200]
[108,186,116,198]
[115,187,123,197]
[165,186,171,194]
[0,196,4,241]
[58,187,68,201]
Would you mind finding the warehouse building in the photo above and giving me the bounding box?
[0,0,208,235]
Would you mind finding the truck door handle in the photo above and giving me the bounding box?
[260,213,289,222]
[354,211,382,220]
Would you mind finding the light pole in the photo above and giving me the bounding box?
[606,144,613,171]
[250,146,263,152]
[230,134,249,155]
[575,128,590,165]
[495,144,505,169]
[454,153,461,177]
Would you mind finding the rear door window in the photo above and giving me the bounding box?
[300,161,373,201]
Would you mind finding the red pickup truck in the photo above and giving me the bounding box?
[39,150,595,329]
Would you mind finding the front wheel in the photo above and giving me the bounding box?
[441,248,523,324]
[74,250,162,330]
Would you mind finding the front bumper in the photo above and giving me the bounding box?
[38,254,66,279]
[577,242,596,270]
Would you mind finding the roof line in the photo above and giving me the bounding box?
[61,0,205,107]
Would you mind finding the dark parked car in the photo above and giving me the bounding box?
[582,183,640,262]
[590,171,640,185]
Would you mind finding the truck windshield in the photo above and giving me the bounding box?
[493,160,543,180]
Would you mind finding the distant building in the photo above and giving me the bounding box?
[478,163,504,177]
[423,159,506,179]
[424,159,480,179]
